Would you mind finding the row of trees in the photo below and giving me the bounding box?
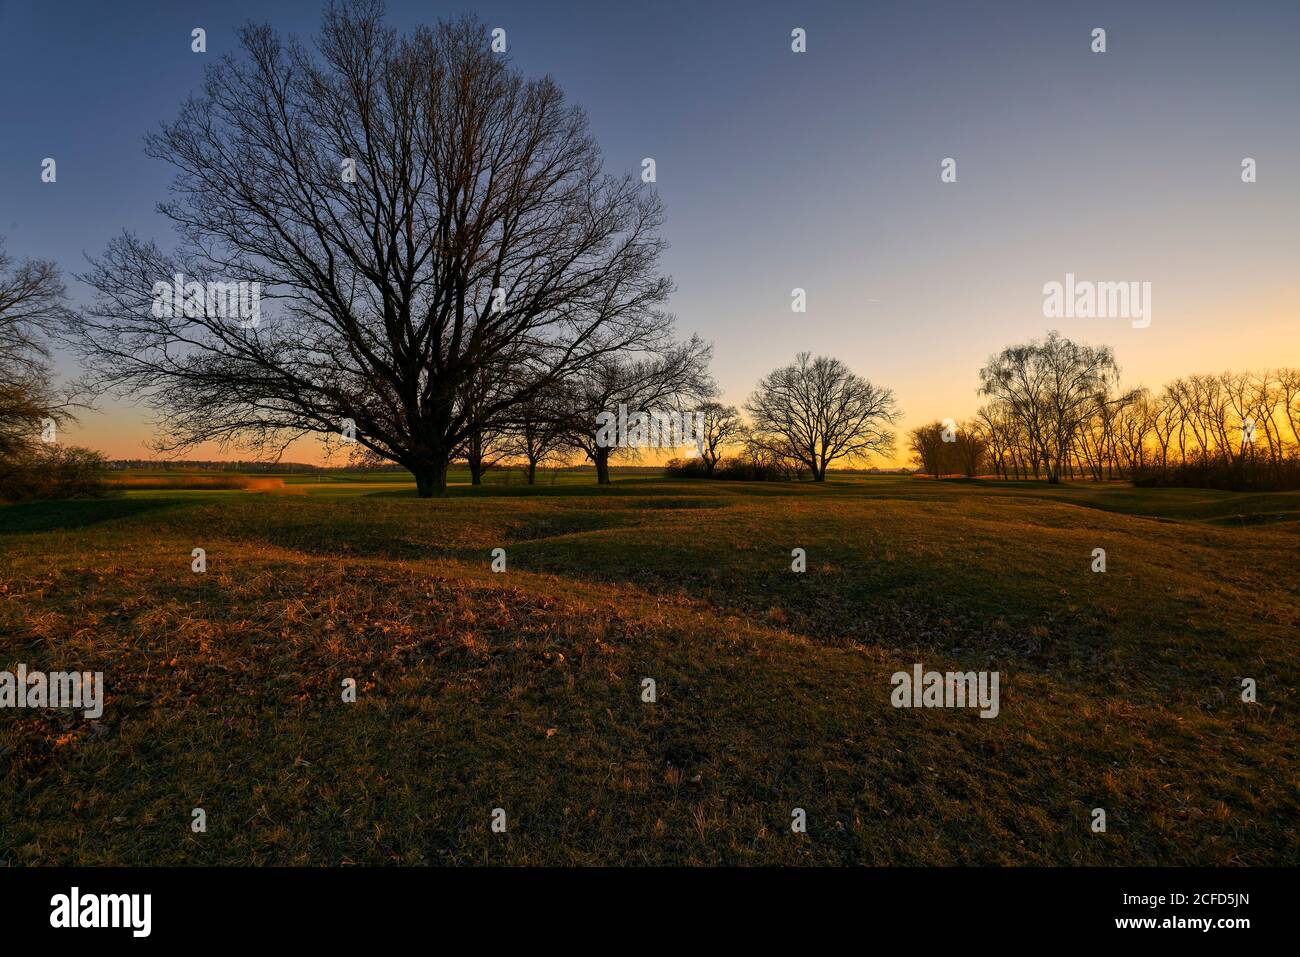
[62,6,688,498]
[3,4,903,497]
[445,351,900,485]
[907,332,1300,490]
[429,340,714,487]
[40,5,904,495]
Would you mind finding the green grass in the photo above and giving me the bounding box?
[1,471,1295,865]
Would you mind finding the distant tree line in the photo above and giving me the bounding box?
[907,331,1300,491]
[106,459,327,472]
[434,349,900,485]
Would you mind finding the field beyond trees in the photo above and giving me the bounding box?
[1,471,1296,865]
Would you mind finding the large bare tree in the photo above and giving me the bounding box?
[745,352,898,481]
[71,2,675,496]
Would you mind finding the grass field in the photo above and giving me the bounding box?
[1,471,1296,865]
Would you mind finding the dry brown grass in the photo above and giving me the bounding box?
[1,475,1295,865]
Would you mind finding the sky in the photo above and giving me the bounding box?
[1,0,1297,466]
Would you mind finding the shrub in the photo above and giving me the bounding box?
[663,454,790,482]
[663,456,710,479]
[1131,460,1300,492]
[0,445,111,501]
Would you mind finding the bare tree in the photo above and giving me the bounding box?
[978,332,1120,484]
[1279,369,1300,450]
[505,384,571,485]
[1150,389,1179,469]
[908,419,987,478]
[908,421,947,478]
[562,338,712,484]
[695,401,745,476]
[951,421,989,477]
[739,433,805,479]
[71,3,674,496]
[745,353,898,482]
[974,351,1299,488]
[455,365,514,485]
[0,371,66,492]
[1248,372,1285,468]
[1112,388,1156,477]
[0,238,76,465]
[977,402,1027,479]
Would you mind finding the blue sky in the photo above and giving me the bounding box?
[1,0,1297,460]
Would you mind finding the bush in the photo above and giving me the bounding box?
[663,456,710,479]
[0,445,111,501]
[717,456,790,481]
[663,454,790,482]
[1131,460,1300,492]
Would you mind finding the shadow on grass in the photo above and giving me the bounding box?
[342,473,1300,527]
[0,496,183,535]
[362,476,701,500]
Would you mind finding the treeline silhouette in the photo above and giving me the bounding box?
[910,349,1300,491]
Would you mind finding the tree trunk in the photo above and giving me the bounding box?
[526,460,537,485]
[594,449,612,484]
[413,457,449,498]
[469,459,483,485]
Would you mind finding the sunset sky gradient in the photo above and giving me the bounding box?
[1,0,1296,465]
